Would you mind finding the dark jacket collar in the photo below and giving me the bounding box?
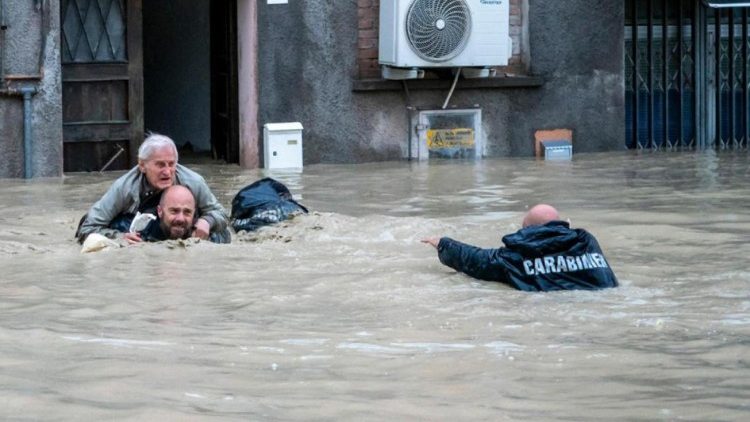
[502,220,582,256]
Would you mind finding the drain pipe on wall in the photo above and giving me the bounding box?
[20,86,37,178]
[0,0,45,178]
[1,0,7,89]
[0,86,38,178]
[401,80,414,161]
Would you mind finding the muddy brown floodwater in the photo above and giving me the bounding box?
[1,151,749,420]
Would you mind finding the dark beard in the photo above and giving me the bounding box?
[161,221,191,240]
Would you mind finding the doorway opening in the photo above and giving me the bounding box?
[143,0,239,163]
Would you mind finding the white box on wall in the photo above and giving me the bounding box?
[263,122,303,169]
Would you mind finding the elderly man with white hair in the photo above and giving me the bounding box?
[76,133,230,244]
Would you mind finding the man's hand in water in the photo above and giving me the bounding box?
[123,232,143,244]
[421,236,441,249]
[192,218,211,240]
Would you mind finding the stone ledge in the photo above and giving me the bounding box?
[352,75,545,92]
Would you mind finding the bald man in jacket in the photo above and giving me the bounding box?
[422,204,618,292]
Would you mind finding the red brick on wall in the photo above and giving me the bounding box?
[358,0,381,79]
[357,0,525,79]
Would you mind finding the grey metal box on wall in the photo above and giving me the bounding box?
[541,140,573,160]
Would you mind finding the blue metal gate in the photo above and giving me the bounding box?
[626,0,750,150]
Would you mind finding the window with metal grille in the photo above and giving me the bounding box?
[61,0,126,63]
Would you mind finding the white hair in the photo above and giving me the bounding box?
[138,132,179,161]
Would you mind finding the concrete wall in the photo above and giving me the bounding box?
[519,0,624,154]
[143,0,211,151]
[257,0,624,164]
[0,0,62,178]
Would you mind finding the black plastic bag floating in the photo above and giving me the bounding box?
[230,177,308,232]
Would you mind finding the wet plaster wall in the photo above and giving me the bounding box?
[519,0,625,155]
[0,0,62,178]
[257,0,624,164]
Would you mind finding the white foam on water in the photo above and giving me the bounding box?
[483,341,525,355]
[389,342,475,353]
[335,342,410,355]
[280,338,329,346]
[62,336,173,348]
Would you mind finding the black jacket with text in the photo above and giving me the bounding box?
[437,221,618,292]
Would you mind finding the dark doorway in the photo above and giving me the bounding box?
[143,1,210,157]
[61,0,144,172]
[210,0,240,163]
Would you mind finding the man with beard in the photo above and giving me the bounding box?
[133,185,197,242]
[76,133,230,243]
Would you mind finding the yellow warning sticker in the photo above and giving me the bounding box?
[427,128,475,149]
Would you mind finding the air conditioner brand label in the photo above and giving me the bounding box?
[427,129,475,149]
[480,0,503,5]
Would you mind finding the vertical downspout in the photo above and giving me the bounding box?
[0,0,6,89]
[402,81,413,161]
[21,86,37,178]
[0,0,44,178]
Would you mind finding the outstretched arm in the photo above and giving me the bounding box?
[425,237,508,283]
[420,236,441,248]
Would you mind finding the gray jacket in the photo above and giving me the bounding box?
[78,164,229,240]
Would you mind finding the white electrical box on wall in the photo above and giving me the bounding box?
[263,122,303,169]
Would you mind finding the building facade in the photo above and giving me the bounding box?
[0,0,62,178]
[1,1,746,178]
[258,0,623,163]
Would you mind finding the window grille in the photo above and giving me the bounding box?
[61,0,126,63]
[625,0,750,150]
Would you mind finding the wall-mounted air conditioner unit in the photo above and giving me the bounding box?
[379,0,512,79]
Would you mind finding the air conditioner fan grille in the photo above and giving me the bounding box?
[406,0,472,62]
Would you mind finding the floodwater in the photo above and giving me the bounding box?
[1,151,749,421]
